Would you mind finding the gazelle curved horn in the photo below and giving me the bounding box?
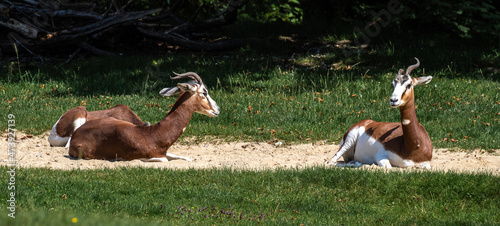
[405,57,420,75]
[171,72,204,84]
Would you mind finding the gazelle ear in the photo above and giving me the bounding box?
[159,87,180,96]
[177,83,198,93]
[414,76,433,86]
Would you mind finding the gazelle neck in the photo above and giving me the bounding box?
[399,94,424,149]
[152,91,196,148]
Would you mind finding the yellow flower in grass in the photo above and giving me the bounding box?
[72,218,78,223]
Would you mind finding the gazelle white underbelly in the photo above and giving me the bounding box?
[48,118,69,147]
[72,117,86,132]
[47,117,86,147]
[353,131,385,164]
[353,126,421,168]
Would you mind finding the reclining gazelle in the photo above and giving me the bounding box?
[48,105,149,147]
[69,72,220,162]
[326,58,433,169]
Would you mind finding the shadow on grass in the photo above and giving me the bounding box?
[2,19,498,99]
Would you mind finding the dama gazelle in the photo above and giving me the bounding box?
[68,72,220,162]
[48,105,149,147]
[326,58,433,169]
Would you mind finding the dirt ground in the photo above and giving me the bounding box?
[2,132,499,176]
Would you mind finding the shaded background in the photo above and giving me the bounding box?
[1,0,499,75]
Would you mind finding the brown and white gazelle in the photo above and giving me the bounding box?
[326,58,433,169]
[48,105,148,147]
[68,72,219,162]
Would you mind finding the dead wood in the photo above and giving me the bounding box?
[0,0,251,63]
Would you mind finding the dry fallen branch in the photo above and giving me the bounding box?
[0,18,38,39]
[58,8,162,36]
[0,0,250,62]
[138,27,262,51]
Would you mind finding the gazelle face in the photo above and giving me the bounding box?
[194,83,220,117]
[390,73,413,107]
[389,58,432,108]
[390,73,433,107]
[160,72,220,117]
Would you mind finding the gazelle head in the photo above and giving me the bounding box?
[390,58,432,107]
[159,72,220,117]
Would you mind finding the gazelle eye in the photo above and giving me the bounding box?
[406,84,412,89]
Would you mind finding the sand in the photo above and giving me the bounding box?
[2,132,499,176]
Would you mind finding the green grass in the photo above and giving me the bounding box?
[1,19,499,225]
[1,167,499,225]
[1,50,498,149]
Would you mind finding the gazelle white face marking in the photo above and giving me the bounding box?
[162,80,220,118]
[195,84,220,117]
[390,74,412,107]
[162,72,220,118]
[389,58,422,108]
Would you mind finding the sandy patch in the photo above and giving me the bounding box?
[2,132,499,176]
